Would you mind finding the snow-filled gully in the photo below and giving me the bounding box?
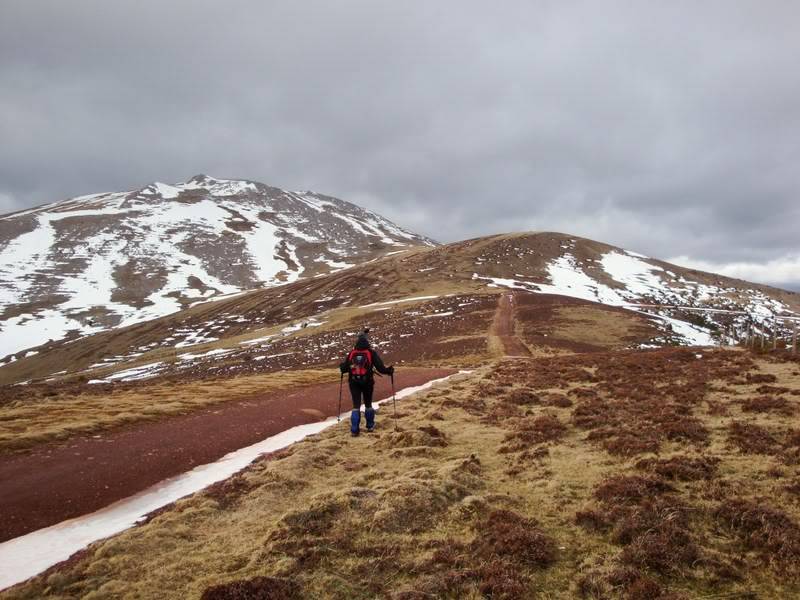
[0,373,467,591]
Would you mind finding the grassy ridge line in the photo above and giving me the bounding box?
[6,348,800,599]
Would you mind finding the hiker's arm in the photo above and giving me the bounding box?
[339,354,349,374]
[372,349,394,375]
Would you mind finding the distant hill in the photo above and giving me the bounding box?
[0,175,434,359]
[3,231,797,385]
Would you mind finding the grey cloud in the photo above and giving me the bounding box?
[1,0,799,287]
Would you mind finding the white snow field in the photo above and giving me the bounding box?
[0,176,430,359]
[0,372,466,591]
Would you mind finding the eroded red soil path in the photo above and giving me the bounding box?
[0,367,453,543]
[492,292,532,357]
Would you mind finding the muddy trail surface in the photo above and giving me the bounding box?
[0,367,453,543]
[491,292,532,357]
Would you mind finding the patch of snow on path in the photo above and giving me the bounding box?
[178,349,232,361]
[0,372,467,591]
[240,334,277,346]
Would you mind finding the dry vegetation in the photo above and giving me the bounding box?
[0,290,639,455]
[4,347,800,599]
[0,369,333,454]
[0,293,496,454]
[10,229,788,387]
[518,302,663,354]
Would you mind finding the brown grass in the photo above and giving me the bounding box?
[200,576,301,600]
[746,373,778,384]
[0,368,333,454]
[635,455,719,481]
[6,348,800,599]
[517,302,663,353]
[740,395,794,415]
[579,475,698,575]
[594,475,675,504]
[714,498,800,570]
[473,509,556,567]
[500,413,567,452]
[727,421,780,455]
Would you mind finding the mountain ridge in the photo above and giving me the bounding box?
[2,230,798,386]
[0,175,434,360]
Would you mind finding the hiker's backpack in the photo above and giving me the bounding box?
[348,349,373,382]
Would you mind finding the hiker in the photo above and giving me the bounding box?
[339,329,394,436]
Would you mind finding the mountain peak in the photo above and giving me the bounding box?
[0,178,433,360]
[188,173,212,183]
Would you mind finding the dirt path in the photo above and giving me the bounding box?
[0,367,453,543]
[490,292,532,357]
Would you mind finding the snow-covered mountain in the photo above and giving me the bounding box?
[0,175,434,359]
[463,233,800,344]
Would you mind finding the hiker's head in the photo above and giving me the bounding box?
[355,332,370,350]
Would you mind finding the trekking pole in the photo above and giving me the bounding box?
[391,372,397,431]
[337,372,344,422]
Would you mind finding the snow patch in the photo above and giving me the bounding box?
[360,295,440,308]
[148,182,181,199]
[239,334,277,346]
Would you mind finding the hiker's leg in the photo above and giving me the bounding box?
[364,381,376,430]
[362,380,374,409]
[349,382,362,434]
[349,381,362,410]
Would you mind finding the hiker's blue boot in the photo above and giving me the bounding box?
[350,409,361,436]
[365,407,376,432]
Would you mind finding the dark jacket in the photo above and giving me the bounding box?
[339,336,392,383]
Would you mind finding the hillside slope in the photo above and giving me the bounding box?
[0,175,433,360]
[2,232,797,386]
[2,230,800,597]
[5,348,800,599]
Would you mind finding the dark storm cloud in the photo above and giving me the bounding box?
[1,1,799,287]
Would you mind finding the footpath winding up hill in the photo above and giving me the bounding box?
[1,193,799,598]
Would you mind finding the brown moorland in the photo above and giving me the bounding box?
[2,232,799,597]
[4,347,800,599]
[0,288,669,455]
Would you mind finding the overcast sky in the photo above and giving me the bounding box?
[1,1,798,289]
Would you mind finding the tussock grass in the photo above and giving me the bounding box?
[5,348,800,599]
[549,305,660,350]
